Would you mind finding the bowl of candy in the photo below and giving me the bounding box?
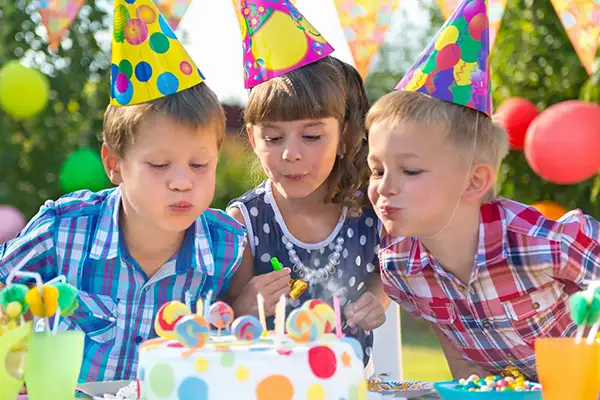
[434,375,542,400]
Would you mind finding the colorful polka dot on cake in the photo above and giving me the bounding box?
[308,346,337,379]
[256,375,294,400]
[149,363,174,397]
[306,383,326,400]
[177,377,208,400]
[195,356,209,372]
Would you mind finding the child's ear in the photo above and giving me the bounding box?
[246,124,256,149]
[463,162,495,202]
[101,143,123,185]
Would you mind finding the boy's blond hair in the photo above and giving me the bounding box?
[103,83,226,155]
[366,90,509,199]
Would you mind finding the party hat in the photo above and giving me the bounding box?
[395,0,492,116]
[110,0,204,106]
[234,0,334,88]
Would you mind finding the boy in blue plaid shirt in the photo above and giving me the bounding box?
[0,0,246,383]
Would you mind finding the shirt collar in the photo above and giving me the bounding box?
[88,186,214,276]
[381,200,508,276]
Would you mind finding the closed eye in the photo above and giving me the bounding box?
[148,163,169,169]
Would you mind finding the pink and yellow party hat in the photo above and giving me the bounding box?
[234,0,334,88]
[110,0,204,106]
[396,0,492,116]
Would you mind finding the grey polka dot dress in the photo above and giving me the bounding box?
[227,180,381,365]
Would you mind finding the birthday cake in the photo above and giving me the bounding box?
[137,299,368,400]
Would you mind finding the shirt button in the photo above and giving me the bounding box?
[135,336,144,344]
[458,286,465,292]
[482,320,492,329]
[532,302,540,310]
[431,311,437,318]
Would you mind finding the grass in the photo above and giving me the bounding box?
[399,311,453,382]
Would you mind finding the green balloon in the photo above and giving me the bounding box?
[459,34,483,63]
[0,60,50,120]
[422,51,438,74]
[59,148,110,193]
[450,84,473,106]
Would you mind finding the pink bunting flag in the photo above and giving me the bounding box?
[38,0,85,51]
[334,0,400,79]
[436,0,506,50]
[550,0,600,75]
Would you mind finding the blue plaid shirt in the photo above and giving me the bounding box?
[0,188,246,383]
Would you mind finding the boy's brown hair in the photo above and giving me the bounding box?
[366,90,509,199]
[244,57,371,214]
[103,83,226,155]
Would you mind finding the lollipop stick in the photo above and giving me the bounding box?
[575,324,586,344]
[196,298,204,317]
[52,306,61,335]
[218,327,221,338]
[587,321,600,344]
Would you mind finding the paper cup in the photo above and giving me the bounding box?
[24,331,84,400]
[535,337,600,400]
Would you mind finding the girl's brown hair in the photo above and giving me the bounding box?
[244,57,371,215]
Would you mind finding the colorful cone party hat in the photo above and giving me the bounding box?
[110,0,204,106]
[395,0,492,116]
[234,0,334,88]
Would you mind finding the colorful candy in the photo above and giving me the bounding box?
[174,315,210,348]
[50,282,79,316]
[454,374,541,392]
[231,315,264,341]
[303,299,335,333]
[289,279,308,300]
[154,301,191,340]
[208,301,234,330]
[25,285,59,317]
[285,308,322,343]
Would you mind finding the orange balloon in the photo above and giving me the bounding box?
[531,201,567,220]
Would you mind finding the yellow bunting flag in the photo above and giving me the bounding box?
[550,0,600,75]
[333,0,400,79]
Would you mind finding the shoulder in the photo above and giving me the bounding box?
[45,189,114,220]
[226,181,267,211]
[201,208,246,237]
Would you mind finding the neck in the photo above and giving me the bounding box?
[120,203,186,276]
[420,204,482,285]
[270,180,339,216]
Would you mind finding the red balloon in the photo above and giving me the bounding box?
[468,13,488,41]
[524,100,600,184]
[495,97,539,150]
[435,44,461,71]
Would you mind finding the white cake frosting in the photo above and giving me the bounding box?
[137,334,367,400]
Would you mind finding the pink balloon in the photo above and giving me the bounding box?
[0,205,26,243]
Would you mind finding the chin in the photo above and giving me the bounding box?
[274,181,321,200]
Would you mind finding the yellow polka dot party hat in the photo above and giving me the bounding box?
[110,0,204,106]
[395,0,492,116]
[233,0,334,89]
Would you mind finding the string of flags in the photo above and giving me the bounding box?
[35,0,600,78]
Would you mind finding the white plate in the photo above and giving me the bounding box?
[368,380,436,399]
[76,380,132,399]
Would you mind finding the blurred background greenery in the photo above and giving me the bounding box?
[1,0,599,381]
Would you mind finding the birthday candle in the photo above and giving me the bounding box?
[184,291,191,310]
[257,292,267,335]
[203,290,213,320]
[333,296,343,338]
[196,298,204,317]
[274,295,286,346]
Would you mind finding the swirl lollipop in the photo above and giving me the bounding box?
[174,315,210,349]
[208,301,234,336]
[303,299,336,334]
[154,301,191,340]
[231,315,264,341]
[285,308,322,343]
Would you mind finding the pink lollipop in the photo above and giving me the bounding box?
[208,301,234,333]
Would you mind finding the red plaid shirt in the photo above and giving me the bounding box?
[379,198,600,380]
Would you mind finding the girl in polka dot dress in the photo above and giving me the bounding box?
[225,57,390,367]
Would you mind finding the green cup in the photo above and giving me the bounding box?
[24,331,84,400]
[0,322,31,400]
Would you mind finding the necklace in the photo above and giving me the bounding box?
[285,236,345,282]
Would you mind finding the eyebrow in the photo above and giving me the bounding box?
[261,121,326,130]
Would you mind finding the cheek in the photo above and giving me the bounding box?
[367,182,379,203]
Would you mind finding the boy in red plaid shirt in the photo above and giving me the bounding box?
[365,0,600,381]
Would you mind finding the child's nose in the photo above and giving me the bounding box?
[168,166,193,191]
[282,146,302,162]
[379,174,400,196]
